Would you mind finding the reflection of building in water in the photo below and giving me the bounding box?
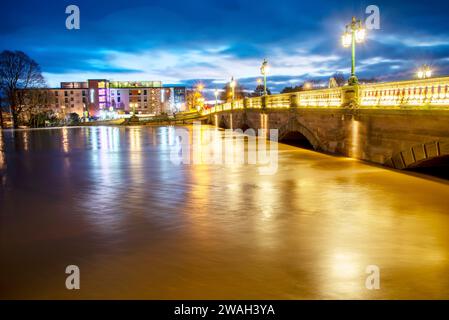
[62,128,69,153]
[19,79,186,119]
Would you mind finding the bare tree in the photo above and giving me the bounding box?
[281,85,302,93]
[332,72,346,87]
[219,83,248,102]
[250,84,271,97]
[0,50,45,128]
[20,89,54,127]
[185,89,204,111]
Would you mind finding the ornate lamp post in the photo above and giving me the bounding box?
[214,89,219,106]
[230,77,236,103]
[260,59,269,96]
[342,17,366,85]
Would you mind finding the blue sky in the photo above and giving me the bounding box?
[1,0,449,95]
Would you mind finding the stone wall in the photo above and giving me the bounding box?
[210,108,449,169]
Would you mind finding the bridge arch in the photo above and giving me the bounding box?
[218,115,229,129]
[386,140,449,170]
[278,119,322,151]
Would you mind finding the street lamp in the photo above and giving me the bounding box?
[342,17,366,85]
[417,65,432,79]
[230,77,236,102]
[260,59,269,96]
[214,89,219,106]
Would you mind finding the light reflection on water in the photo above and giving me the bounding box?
[1,126,449,299]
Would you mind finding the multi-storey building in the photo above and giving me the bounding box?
[28,79,186,119]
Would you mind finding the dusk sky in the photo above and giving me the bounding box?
[1,0,449,95]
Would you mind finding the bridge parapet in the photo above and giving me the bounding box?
[265,93,291,108]
[296,87,342,107]
[203,76,449,115]
[359,76,449,108]
[246,96,262,109]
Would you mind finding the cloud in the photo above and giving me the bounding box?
[376,34,449,48]
[1,0,449,94]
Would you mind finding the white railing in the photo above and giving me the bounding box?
[297,87,342,107]
[233,100,244,110]
[359,77,449,107]
[247,97,262,109]
[266,93,291,108]
[222,102,232,111]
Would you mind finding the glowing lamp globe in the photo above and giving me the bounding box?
[355,28,366,43]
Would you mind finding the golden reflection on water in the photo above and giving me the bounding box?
[1,126,449,299]
[62,127,69,153]
[350,117,360,159]
[22,130,29,151]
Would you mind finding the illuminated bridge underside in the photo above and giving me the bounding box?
[204,77,449,169]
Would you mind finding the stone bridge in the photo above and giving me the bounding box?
[203,77,449,169]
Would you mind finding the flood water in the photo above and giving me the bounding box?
[1,126,449,299]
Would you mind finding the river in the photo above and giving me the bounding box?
[1,126,449,299]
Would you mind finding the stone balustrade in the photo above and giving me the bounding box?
[203,76,449,115]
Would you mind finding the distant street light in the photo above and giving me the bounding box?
[230,77,236,102]
[214,89,219,105]
[197,83,204,92]
[417,65,433,79]
[260,59,269,95]
[342,17,366,85]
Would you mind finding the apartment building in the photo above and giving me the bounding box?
[33,79,187,119]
